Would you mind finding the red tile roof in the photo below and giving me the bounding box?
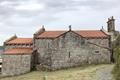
[37,30,108,38]
[75,30,107,38]
[6,38,33,44]
[38,31,66,38]
[4,48,33,55]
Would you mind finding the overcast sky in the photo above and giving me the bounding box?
[0,0,120,45]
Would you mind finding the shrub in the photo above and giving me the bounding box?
[113,46,120,80]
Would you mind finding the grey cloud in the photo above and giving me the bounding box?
[0,0,120,45]
[0,0,119,18]
[37,0,120,11]
[0,0,120,25]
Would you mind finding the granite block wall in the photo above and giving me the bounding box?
[2,54,32,76]
[35,31,111,70]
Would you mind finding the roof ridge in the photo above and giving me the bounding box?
[16,37,33,39]
[44,30,101,31]
[45,30,67,31]
[74,30,101,31]
[12,47,33,49]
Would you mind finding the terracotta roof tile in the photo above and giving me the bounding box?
[75,30,107,38]
[38,31,66,38]
[4,48,33,55]
[6,38,33,44]
[38,30,108,38]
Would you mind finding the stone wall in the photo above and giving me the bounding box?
[50,32,85,69]
[34,39,53,69]
[4,44,33,50]
[2,54,32,76]
[50,32,110,70]
[87,43,110,63]
[35,31,111,70]
[86,38,109,48]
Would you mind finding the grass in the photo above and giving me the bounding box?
[0,64,113,80]
[113,46,120,80]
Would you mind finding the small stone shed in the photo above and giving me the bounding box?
[2,48,33,76]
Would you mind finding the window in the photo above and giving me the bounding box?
[94,51,100,54]
[95,51,99,53]
[69,52,71,58]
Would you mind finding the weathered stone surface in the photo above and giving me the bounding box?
[2,54,32,76]
[35,31,111,70]
[34,38,53,69]
[4,44,33,51]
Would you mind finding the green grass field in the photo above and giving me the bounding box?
[0,64,113,80]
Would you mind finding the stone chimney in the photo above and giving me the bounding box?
[107,16,115,32]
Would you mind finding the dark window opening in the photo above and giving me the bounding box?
[95,51,99,53]
[69,52,71,58]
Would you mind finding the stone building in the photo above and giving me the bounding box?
[2,17,115,76]
[2,36,33,76]
[34,27,111,70]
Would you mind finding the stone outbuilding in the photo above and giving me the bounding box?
[2,36,33,76]
[2,48,33,76]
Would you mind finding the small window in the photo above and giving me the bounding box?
[95,51,99,53]
[69,52,71,58]
[94,51,100,54]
